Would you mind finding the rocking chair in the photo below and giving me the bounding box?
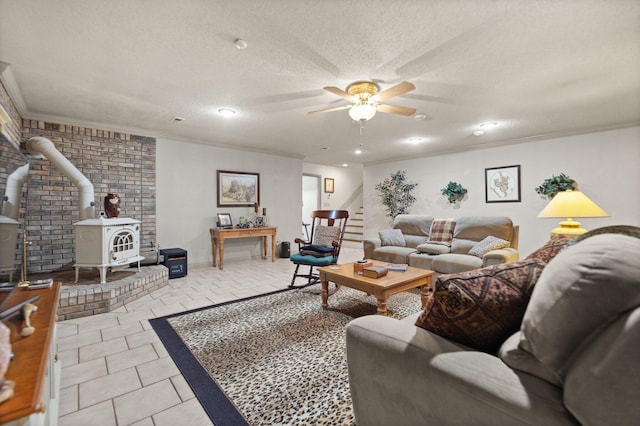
[289,209,349,288]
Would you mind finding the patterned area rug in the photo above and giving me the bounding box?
[150,284,423,426]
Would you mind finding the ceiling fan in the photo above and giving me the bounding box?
[308,81,417,121]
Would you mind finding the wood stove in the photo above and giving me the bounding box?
[74,217,144,284]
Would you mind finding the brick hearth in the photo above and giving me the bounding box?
[57,265,169,320]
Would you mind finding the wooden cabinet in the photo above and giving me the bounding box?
[0,283,61,425]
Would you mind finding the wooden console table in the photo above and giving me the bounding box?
[0,282,61,425]
[210,227,277,269]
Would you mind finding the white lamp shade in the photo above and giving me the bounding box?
[349,102,377,121]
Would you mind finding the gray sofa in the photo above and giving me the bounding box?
[346,232,640,425]
[363,215,519,275]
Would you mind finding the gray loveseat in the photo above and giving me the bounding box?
[363,214,519,275]
[347,231,640,425]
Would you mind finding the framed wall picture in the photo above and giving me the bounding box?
[485,165,521,203]
[216,213,233,229]
[217,170,260,207]
[324,177,334,193]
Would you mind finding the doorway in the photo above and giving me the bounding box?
[302,174,321,239]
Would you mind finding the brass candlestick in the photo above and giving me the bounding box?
[17,229,30,287]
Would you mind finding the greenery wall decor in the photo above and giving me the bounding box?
[375,170,418,221]
[535,173,577,199]
[441,181,468,204]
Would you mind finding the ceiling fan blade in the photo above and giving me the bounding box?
[375,81,416,102]
[307,104,352,115]
[376,103,416,116]
[323,86,354,101]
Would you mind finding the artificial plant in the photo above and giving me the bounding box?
[535,173,577,199]
[440,181,468,204]
[375,170,418,221]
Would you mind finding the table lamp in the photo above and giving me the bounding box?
[537,190,609,236]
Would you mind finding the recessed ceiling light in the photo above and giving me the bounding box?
[355,149,362,154]
[342,163,348,167]
[473,130,485,136]
[234,39,248,49]
[479,121,498,129]
[321,146,330,150]
[413,113,427,121]
[217,108,236,117]
[171,116,185,123]
[408,137,423,144]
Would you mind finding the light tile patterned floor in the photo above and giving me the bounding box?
[57,247,364,425]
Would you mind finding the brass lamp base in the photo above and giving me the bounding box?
[551,218,587,236]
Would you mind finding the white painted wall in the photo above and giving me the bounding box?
[303,163,363,211]
[155,127,639,267]
[364,126,640,257]
[302,174,320,235]
[157,138,303,267]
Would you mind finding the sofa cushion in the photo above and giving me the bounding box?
[379,229,406,247]
[451,216,513,254]
[313,225,340,247]
[468,236,510,257]
[415,259,547,353]
[392,214,434,237]
[431,253,482,274]
[407,252,435,270]
[404,235,430,248]
[498,332,558,385]
[563,308,640,425]
[426,218,456,246]
[502,234,640,386]
[372,246,417,264]
[524,236,571,263]
[416,242,451,255]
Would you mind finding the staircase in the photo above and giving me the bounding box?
[343,207,364,247]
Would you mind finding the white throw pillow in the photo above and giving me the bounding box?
[468,236,510,257]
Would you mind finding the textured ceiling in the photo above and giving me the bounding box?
[1,0,639,166]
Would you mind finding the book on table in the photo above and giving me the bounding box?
[387,263,409,272]
[363,265,389,278]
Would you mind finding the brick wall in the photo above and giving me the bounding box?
[21,121,157,273]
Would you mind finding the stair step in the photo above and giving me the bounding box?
[343,237,363,243]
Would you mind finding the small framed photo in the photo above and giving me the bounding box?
[217,170,260,207]
[216,213,233,229]
[485,165,521,203]
[324,177,334,193]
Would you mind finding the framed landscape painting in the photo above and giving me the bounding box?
[217,170,260,207]
[485,165,521,203]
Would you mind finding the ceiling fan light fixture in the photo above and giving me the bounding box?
[349,101,377,121]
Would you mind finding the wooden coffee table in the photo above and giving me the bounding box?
[318,261,434,316]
